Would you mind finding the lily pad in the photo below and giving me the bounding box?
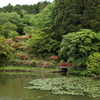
[25,76,100,98]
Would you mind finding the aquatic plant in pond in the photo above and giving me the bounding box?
[25,76,100,98]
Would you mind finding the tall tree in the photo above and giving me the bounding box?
[12,5,22,17]
[24,2,55,34]
[53,0,100,41]
[3,3,13,12]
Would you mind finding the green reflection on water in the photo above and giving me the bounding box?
[0,72,100,100]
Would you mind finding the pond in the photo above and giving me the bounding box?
[0,72,100,100]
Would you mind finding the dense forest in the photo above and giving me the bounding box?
[1,0,100,75]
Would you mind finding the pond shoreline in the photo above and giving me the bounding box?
[0,69,100,78]
[0,69,63,73]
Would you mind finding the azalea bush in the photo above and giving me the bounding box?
[32,59,57,69]
[49,55,58,60]
[13,43,21,49]
[8,53,58,68]
[12,60,32,67]
[13,35,30,42]
[6,39,15,45]
[58,63,76,66]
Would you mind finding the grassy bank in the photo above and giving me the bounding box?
[0,66,59,73]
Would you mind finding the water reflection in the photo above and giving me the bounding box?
[0,72,100,100]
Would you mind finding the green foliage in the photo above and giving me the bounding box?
[0,25,4,31]
[53,0,100,41]
[0,12,21,25]
[28,27,60,57]
[86,52,100,75]
[0,36,8,55]
[0,12,22,36]
[59,29,100,67]
[0,22,18,38]
[0,36,14,66]
[12,5,22,17]
[35,2,55,28]
[3,22,17,31]
[0,12,9,25]
[2,3,13,13]
[0,1,51,14]
[24,2,55,34]
[8,31,19,38]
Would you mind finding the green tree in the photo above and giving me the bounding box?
[12,5,22,17]
[53,0,100,41]
[0,25,4,31]
[59,29,100,67]
[0,36,13,66]
[0,12,9,25]
[0,12,21,25]
[37,1,50,12]
[8,12,21,24]
[28,27,60,57]
[3,22,17,31]
[25,2,55,34]
[1,22,18,38]
[3,3,13,12]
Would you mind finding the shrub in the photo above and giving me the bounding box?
[49,55,58,60]
[8,31,19,38]
[86,52,100,75]
[13,43,20,49]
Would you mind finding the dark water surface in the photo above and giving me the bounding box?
[0,72,100,100]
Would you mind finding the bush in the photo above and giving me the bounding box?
[8,31,19,38]
[86,52,100,75]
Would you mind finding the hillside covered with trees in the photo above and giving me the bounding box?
[1,0,100,75]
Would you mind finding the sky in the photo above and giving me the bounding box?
[0,0,54,7]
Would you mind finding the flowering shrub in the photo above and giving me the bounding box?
[40,58,43,60]
[42,61,49,68]
[47,60,57,68]
[11,59,32,67]
[23,61,32,66]
[13,43,20,49]
[14,53,22,59]
[21,55,28,60]
[31,58,57,69]
[13,59,21,66]
[58,63,76,66]
[32,56,36,59]
[49,55,58,60]
[35,60,43,68]
[6,39,15,44]
[13,35,30,42]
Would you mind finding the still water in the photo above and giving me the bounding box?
[0,72,100,100]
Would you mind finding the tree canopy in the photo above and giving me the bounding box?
[59,29,100,67]
[52,0,100,41]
